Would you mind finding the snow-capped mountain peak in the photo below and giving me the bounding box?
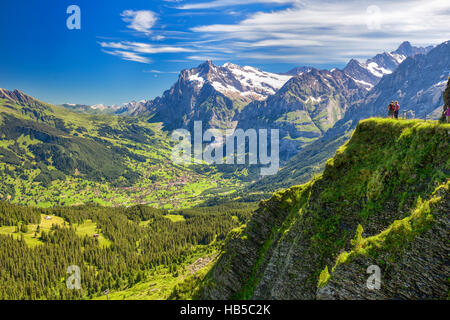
[184,61,292,102]
[222,62,292,99]
[90,104,110,111]
[388,52,407,64]
[81,100,151,115]
[343,41,434,91]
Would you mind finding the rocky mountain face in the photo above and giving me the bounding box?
[395,40,434,57]
[342,41,433,90]
[317,184,449,299]
[115,100,150,115]
[135,41,437,160]
[235,68,367,159]
[343,40,450,123]
[68,61,293,125]
[219,62,293,102]
[57,41,447,166]
[200,120,449,300]
[145,63,237,131]
[248,41,450,192]
[322,41,449,149]
[0,89,65,127]
[57,41,440,157]
[283,66,313,76]
[0,88,51,111]
[143,61,367,155]
[144,60,293,131]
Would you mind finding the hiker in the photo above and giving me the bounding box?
[387,101,395,118]
[394,101,400,119]
[446,106,450,123]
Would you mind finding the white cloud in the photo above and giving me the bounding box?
[249,39,323,47]
[99,10,197,64]
[143,69,179,74]
[102,50,151,64]
[190,0,450,63]
[98,41,195,63]
[178,0,297,10]
[121,10,157,35]
[99,41,194,54]
[238,53,344,63]
[187,55,229,61]
[152,35,166,41]
[100,1,449,66]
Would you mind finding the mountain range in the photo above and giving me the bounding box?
[2,40,448,199]
[250,40,450,192]
[343,41,433,90]
[62,41,445,162]
[200,118,450,300]
[132,60,294,131]
[1,39,449,301]
[0,89,249,208]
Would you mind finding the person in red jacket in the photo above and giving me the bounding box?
[387,101,395,118]
[394,101,400,119]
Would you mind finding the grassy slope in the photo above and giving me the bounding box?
[319,180,449,288]
[248,126,352,192]
[0,199,256,300]
[0,214,111,248]
[200,118,450,299]
[0,96,244,209]
[95,246,217,300]
[285,118,449,294]
[0,214,65,247]
[302,118,449,286]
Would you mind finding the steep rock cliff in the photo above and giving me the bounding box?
[201,119,450,300]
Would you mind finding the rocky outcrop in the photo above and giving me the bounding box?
[201,120,450,300]
[201,189,296,299]
[342,41,433,90]
[317,185,449,300]
[247,41,450,192]
[144,61,293,131]
[0,88,50,110]
[236,68,367,159]
[345,41,450,121]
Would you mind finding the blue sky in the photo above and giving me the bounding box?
[0,0,449,105]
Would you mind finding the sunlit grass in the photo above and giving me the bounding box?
[74,219,112,247]
[164,214,186,222]
[0,214,65,247]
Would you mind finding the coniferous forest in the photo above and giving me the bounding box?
[1,1,449,304]
[0,201,255,299]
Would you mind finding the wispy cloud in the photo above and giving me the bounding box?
[143,69,179,74]
[177,0,297,10]
[99,41,194,54]
[99,9,198,64]
[190,0,450,63]
[121,10,157,35]
[101,50,151,64]
[187,55,229,61]
[100,1,449,67]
